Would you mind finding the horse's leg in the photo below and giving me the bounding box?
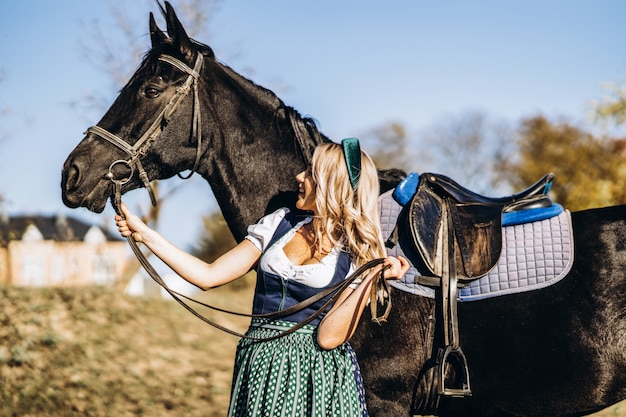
[352,289,434,417]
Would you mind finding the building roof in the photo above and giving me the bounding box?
[0,214,122,247]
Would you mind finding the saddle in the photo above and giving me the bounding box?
[387,172,554,412]
[407,173,553,281]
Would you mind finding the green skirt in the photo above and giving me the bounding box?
[228,318,369,417]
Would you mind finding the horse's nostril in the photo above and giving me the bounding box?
[61,159,84,208]
[64,162,83,192]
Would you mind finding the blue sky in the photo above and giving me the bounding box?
[1,0,625,249]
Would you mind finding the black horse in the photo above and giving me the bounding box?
[62,3,626,416]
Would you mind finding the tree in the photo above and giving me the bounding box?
[417,111,514,195]
[191,211,237,263]
[75,0,218,118]
[360,121,414,172]
[494,115,626,211]
[593,80,626,132]
[0,70,10,210]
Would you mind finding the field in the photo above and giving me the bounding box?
[0,280,255,417]
[1,281,624,416]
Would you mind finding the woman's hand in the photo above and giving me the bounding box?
[382,255,410,281]
[115,202,149,242]
[317,255,410,350]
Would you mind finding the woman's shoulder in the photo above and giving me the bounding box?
[244,208,291,252]
[263,207,291,222]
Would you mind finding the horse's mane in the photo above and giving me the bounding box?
[279,106,331,166]
[278,105,405,192]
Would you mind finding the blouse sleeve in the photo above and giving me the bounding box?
[244,207,289,252]
[347,262,362,289]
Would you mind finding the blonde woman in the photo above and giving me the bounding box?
[116,138,410,417]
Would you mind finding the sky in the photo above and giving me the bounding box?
[1,0,625,251]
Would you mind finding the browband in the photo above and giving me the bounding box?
[341,137,361,190]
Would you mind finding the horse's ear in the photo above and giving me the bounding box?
[149,12,168,47]
[164,1,195,61]
[154,0,167,19]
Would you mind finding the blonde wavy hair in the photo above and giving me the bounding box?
[309,142,386,266]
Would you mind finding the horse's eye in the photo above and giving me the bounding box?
[143,87,161,98]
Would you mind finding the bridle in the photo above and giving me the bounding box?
[85,51,393,341]
[86,52,204,207]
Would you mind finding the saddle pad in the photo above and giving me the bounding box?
[379,190,574,301]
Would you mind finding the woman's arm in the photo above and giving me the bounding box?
[116,203,261,290]
[316,256,410,350]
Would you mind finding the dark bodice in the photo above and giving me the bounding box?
[252,214,352,326]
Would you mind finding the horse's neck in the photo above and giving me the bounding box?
[196,63,323,241]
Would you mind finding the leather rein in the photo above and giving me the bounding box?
[112,184,389,341]
[88,52,392,341]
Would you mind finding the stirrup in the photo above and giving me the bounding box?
[437,345,472,398]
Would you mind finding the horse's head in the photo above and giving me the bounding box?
[62,2,216,213]
[62,2,339,239]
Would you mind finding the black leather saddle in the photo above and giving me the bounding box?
[407,172,553,281]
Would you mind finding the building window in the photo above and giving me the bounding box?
[23,254,45,286]
[93,253,115,285]
[51,255,65,285]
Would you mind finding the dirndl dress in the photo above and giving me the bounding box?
[228,319,368,417]
[227,209,369,417]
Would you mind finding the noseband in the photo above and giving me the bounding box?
[85,52,204,207]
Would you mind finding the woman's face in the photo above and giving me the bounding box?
[295,165,317,213]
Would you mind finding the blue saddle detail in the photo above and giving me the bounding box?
[393,172,419,206]
[392,172,562,226]
[502,203,563,226]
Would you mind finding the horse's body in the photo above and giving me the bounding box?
[61,3,626,416]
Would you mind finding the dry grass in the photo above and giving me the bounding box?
[1,280,624,416]
[0,278,254,417]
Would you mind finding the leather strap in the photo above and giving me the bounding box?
[87,53,205,206]
[112,187,388,341]
[127,230,385,341]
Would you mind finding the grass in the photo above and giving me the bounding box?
[1,280,624,416]
[0,278,254,417]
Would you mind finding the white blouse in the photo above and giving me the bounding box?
[245,208,356,289]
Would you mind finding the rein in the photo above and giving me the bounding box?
[86,52,205,207]
[90,51,393,341]
[112,183,388,340]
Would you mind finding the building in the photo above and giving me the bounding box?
[0,213,128,286]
